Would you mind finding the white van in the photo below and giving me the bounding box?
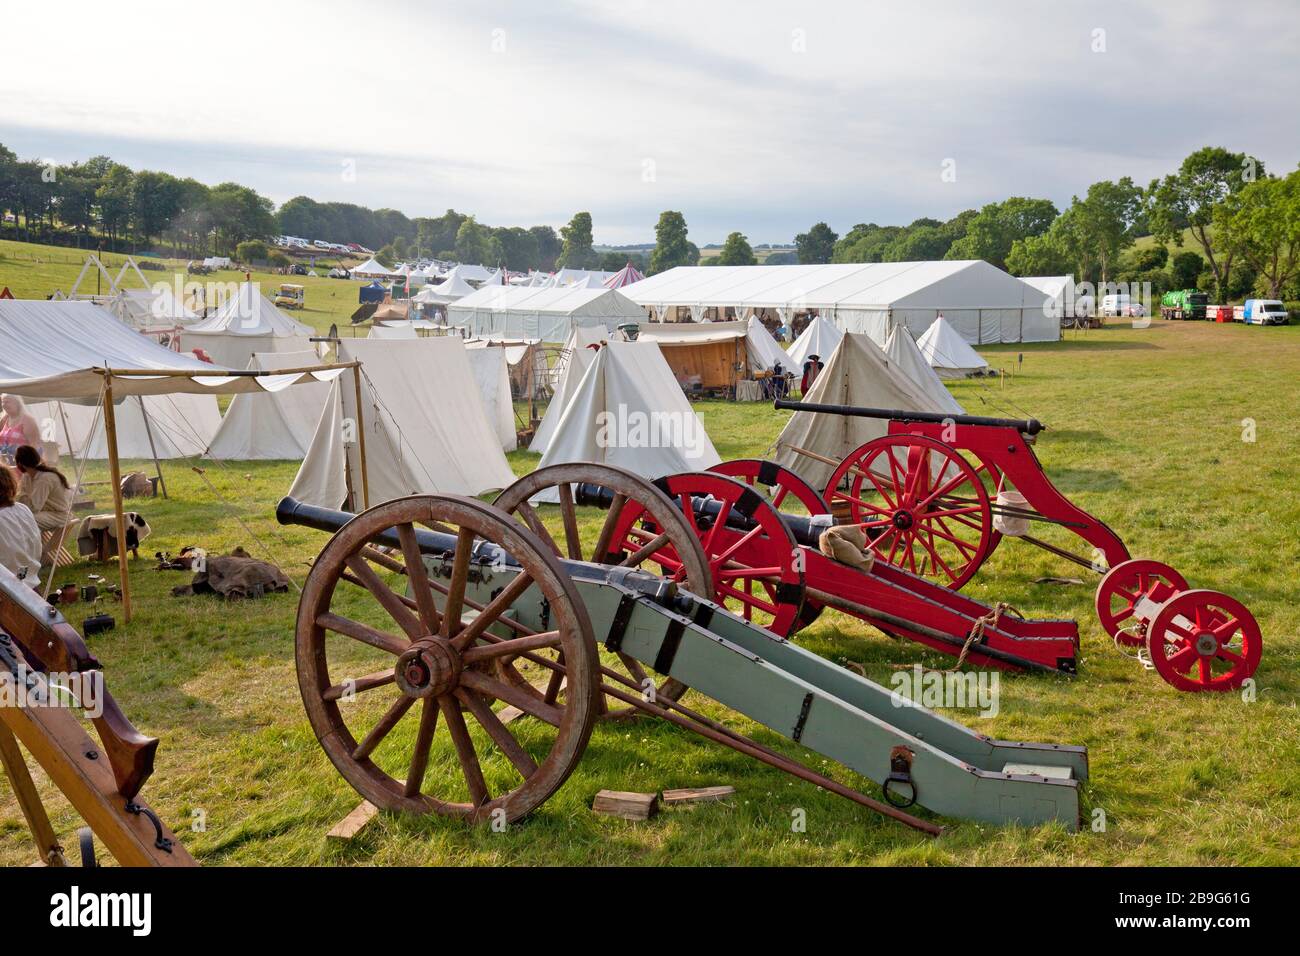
[1099,293,1130,317]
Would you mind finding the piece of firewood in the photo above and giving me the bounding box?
[661,785,736,806]
[327,801,379,842]
[592,789,659,821]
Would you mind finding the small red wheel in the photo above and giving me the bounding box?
[709,459,830,517]
[608,471,806,636]
[823,435,994,588]
[1095,559,1189,646]
[1146,589,1262,692]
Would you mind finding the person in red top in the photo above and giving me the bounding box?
[0,395,42,464]
[800,354,824,396]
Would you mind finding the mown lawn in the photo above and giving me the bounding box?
[1,246,1298,866]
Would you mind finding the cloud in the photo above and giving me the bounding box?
[2,0,1297,243]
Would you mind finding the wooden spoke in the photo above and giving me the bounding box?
[461,630,563,664]
[318,612,408,655]
[456,689,539,778]
[324,670,396,701]
[352,695,416,761]
[620,530,674,568]
[403,698,440,797]
[450,572,535,652]
[556,482,582,560]
[458,669,566,727]
[514,502,562,556]
[344,554,426,640]
[439,526,477,639]
[439,696,489,806]
[592,492,628,562]
[397,522,442,634]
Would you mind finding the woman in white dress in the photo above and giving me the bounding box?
[0,465,42,589]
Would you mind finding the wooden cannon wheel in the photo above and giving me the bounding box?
[824,434,996,589]
[295,494,600,823]
[609,471,807,637]
[493,463,712,718]
[710,459,831,517]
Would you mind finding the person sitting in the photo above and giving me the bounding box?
[0,466,42,589]
[15,445,73,536]
[0,394,42,464]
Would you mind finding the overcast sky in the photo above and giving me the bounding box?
[3,0,1297,245]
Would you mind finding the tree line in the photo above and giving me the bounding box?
[2,141,1295,298]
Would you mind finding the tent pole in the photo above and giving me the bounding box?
[351,365,370,510]
[101,377,132,623]
[135,395,168,499]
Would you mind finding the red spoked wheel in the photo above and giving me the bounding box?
[608,471,806,636]
[1146,589,1262,692]
[709,459,830,517]
[823,435,995,588]
[1095,559,1190,646]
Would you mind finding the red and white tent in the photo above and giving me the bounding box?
[603,262,645,289]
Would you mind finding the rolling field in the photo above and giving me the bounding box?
[1,244,1298,866]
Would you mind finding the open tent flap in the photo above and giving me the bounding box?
[204,351,336,461]
[536,340,720,485]
[775,332,945,491]
[288,337,516,509]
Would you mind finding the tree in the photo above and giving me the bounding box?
[494,226,540,271]
[717,231,757,265]
[1169,250,1204,290]
[650,211,693,274]
[1147,146,1264,300]
[454,216,494,264]
[1213,169,1300,299]
[236,239,269,263]
[131,170,183,249]
[832,223,903,263]
[884,225,953,262]
[795,222,837,263]
[53,162,100,241]
[556,211,596,269]
[529,225,561,271]
[1006,231,1071,277]
[204,182,274,254]
[944,197,1058,269]
[94,164,134,245]
[764,250,798,265]
[1067,178,1144,284]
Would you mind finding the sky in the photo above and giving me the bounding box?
[2,0,1298,246]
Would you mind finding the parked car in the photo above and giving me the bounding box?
[1242,299,1289,326]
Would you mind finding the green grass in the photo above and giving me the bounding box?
[2,243,1299,866]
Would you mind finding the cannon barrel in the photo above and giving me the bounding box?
[774,399,1044,435]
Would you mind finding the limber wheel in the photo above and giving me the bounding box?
[493,463,712,718]
[610,471,806,637]
[824,435,995,588]
[295,495,599,823]
[1146,589,1262,692]
[710,459,830,517]
[1095,559,1189,646]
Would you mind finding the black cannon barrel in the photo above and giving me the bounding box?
[774,399,1044,435]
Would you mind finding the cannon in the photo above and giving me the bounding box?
[761,400,1261,692]
[277,467,1089,833]
[0,565,193,866]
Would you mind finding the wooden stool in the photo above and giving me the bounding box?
[40,520,79,569]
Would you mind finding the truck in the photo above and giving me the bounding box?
[1241,299,1289,326]
[273,283,305,309]
[1160,289,1207,320]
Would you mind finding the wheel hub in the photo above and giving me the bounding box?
[396,639,461,698]
[893,509,914,530]
[1194,631,1219,657]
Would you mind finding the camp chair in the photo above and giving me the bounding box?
[41,518,80,569]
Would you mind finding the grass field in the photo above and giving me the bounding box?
[1,244,1298,867]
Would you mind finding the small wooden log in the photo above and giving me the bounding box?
[661,785,736,806]
[326,800,379,842]
[592,790,658,821]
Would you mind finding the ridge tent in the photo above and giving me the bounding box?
[774,332,943,491]
[882,325,963,416]
[464,345,517,451]
[288,337,515,509]
[448,285,644,342]
[204,351,334,460]
[536,339,720,479]
[916,315,990,379]
[183,283,315,369]
[745,317,790,372]
[530,326,609,455]
[787,314,843,368]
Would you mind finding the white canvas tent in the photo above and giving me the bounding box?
[774,332,944,491]
[352,257,393,278]
[746,317,791,372]
[183,283,314,369]
[28,394,223,460]
[414,272,476,305]
[464,346,517,451]
[530,326,609,455]
[881,326,963,416]
[204,351,334,460]
[623,260,1057,344]
[536,340,720,477]
[448,285,645,342]
[916,316,990,379]
[787,314,843,368]
[288,337,515,509]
